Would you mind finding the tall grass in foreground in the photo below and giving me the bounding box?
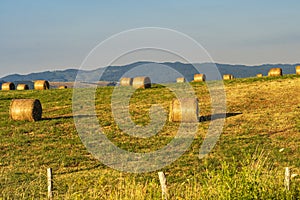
[1,149,299,199]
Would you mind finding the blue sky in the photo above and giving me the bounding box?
[0,0,300,77]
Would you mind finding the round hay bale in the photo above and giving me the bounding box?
[169,98,199,123]
[223,74,234,80]
[16,84,29,90]
[34,80,49,90]
[194,74,206,82]
[132,76,151,89]
[120,77,133,86]
[176,77,186,83]
[256,73,263,78]
[58,86,67,89]
[10,99,42,122]
[2,82,15,90]
[296,66,300,75]
[268,68,282,77]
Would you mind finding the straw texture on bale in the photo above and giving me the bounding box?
[169,98,199,123]
[2,82,15,90]
[194,74,206,82]
[10,99,42,122]
[58,86,67,89]
[223,74,234,80]
[120,77,133,86]
[256,74,263,78]
[132,76,151,89]
[268,68,282,77]
[17,84,29,90]
[176,77,186,83]
[296,66,300,75]
[34,80,49,90]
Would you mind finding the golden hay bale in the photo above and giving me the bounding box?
[120,77,133,86]
[169,98,199,123]
[194,74,206,82]
[34,80,49,90]
[132,76,151,89]
[58,86,67,89]
[223,74,234,80]
[16,84,29,90]
[296,66,300,75]
[10,99,42,122]
[256,73,263,78]
[1,82,15,90]
[268,68,282,77]
[176,77,186,83]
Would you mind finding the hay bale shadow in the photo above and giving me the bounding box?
[199,112,242,122]
[42,114,99,121]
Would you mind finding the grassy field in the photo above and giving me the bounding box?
[0,75,300,199]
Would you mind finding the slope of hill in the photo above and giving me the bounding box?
[1,62,299,83]
[0,75,299,198]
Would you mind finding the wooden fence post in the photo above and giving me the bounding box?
[284,167,290,191]
[47,168,53,199]
[158,171,168,200]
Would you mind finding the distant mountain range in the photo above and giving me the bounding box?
[1,62,299,84]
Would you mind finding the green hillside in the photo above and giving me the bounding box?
[0,75,300,199]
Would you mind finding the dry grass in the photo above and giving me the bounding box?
[225,78,300,163]
[0,76,300,199]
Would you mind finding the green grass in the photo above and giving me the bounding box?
[1,76,300,199]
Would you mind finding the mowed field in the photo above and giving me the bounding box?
[0,75,300,199]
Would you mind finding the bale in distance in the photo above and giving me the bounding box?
[268,68,282,77]
[194,74,206,82]
[10,99,42,122]
[223,74,234,80]
[58,86,67,89]
[296,66,300,75]
[256,74,263,78]
[120,77,133,86]
[169,98,199,123]
[34,80,49,90]
[2,82,15,90]
[17,84,29,90]
[132,76,151,89]
[176,77,186,83]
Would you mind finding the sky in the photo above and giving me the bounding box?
[0,0,300,77]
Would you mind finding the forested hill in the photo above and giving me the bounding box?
[1,62,299,83]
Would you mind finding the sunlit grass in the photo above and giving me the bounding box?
[0,76,300,199]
